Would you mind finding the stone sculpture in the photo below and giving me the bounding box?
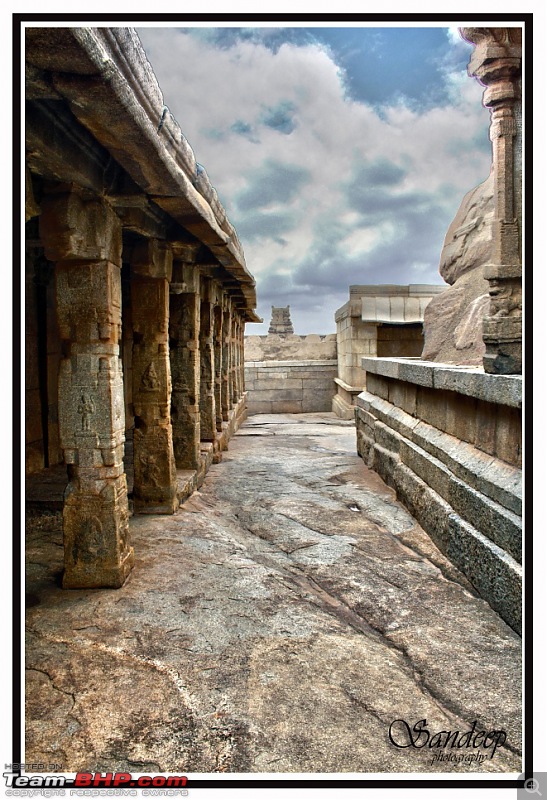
[421,173,494,365]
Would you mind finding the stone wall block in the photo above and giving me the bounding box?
[495,405,522,467]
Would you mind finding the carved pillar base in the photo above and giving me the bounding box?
[63,475,133,588]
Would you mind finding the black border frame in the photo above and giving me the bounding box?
[14,11,533,791]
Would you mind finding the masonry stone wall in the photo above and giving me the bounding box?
[244,333,338,414]
[245,359,338,414]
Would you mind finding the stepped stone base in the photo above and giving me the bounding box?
[355,358,522,633]
[176,393,247,505]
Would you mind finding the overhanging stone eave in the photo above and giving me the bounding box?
[35,27,250,281]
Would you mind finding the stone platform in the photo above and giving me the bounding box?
[26,414,521,774]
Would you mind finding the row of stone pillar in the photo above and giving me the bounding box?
[38,189,247,589]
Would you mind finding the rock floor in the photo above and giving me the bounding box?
[25,413,521,774]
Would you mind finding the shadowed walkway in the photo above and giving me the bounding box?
[25,413,521,774]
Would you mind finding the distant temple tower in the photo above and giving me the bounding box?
[268,305,294,335]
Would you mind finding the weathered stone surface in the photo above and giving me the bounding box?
[422,174,494,366]
[26,414,520,774]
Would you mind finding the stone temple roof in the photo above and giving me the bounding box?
[25,26,260,322]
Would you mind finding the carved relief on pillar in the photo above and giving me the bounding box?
[40,190,133,588]
[169,261,201,469]
[460,27,522,374]
[131,241,178,513]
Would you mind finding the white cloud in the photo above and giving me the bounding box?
[137,27,492,334]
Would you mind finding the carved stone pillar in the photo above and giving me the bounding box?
[40,190,133,588]
[131,239,178,514]
[460,27,522,374]
[238,315,246,396]
[200,278,216,441]
[213,291,224,432]
[169,262,201,469]
[221,301,232,421]
[230,315,238,404]
[234,316,242,400]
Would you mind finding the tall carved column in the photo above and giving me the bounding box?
[238,315,246,397]
[169,261,201,469]
[131,239,178,514]
[234,316,243,400]
[40,191,133,588]
[213,290,224,432]
[200,277,216,441]
[221,300,232,421]
[460,27,522,374]
[231,315,239,403]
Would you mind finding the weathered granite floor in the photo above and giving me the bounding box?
[25,413,521,775]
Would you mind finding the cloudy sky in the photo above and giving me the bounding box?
[136,24,493,334]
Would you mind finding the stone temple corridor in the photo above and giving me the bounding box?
[25,413,521,774]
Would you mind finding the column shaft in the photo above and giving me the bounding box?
[41,191,133,588]
[213,302,223,432]
[169,264,201,469]
[200,279,216,441]
[221,304,231,421]
[131,240,178,513]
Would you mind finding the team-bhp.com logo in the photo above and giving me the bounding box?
[4,772,188,789]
